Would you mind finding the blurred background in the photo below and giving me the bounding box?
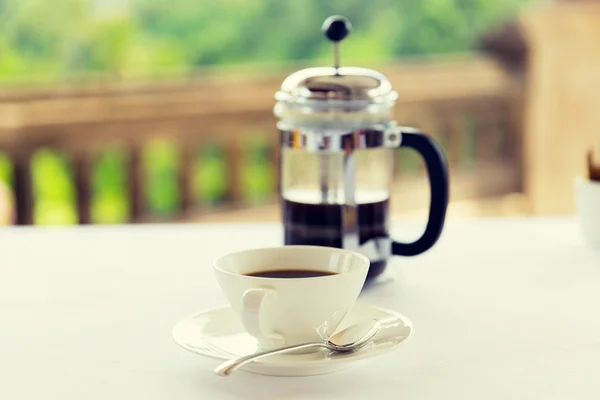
[0,0,596,226]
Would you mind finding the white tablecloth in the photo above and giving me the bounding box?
[1,217,599,399]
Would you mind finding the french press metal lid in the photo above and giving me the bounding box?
[274,16,399,133]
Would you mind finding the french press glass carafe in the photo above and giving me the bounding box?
[274,16,449,280]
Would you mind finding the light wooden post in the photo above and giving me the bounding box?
[520,2,600,214]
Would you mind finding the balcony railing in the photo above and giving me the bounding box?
[0,54,524,225]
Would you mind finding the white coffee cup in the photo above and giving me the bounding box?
[574,176,600,248]
[214,245,369,351]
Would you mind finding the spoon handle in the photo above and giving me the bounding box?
[214,342,329,376]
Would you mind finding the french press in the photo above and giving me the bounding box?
[274,16,449,280]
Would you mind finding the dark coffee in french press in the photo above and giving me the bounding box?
[274,16,449,280]
[283,196,390,278]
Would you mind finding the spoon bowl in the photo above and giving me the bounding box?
[328,319,381,351]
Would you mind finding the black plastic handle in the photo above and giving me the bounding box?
[392,129,449,256]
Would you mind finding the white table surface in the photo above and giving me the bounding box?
[1,216,600,400]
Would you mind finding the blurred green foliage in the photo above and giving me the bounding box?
[241,136,276,205]
[0,0,529,83]
[91,147,130,224]
[193,143,229,206]
[31,149,78,225]
[143,139,181,216]
[0,152,13,187]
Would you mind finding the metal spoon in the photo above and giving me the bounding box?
[214,319,380,376]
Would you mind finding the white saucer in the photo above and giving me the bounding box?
[172,302,413,377]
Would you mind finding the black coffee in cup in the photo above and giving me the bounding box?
[246,270,337,279]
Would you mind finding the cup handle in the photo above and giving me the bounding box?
[241,288,285,347]
[387,126,449,256]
